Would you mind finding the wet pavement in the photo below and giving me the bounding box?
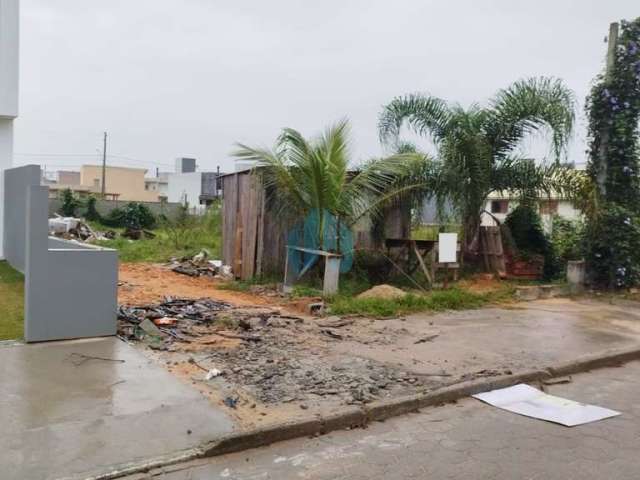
[334,297,640,377]
[0,337,235,480]
[129,361,640,480]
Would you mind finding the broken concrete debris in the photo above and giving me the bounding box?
[169,250,233,279]
[49,215,115,242]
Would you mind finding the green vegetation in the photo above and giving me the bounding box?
[328,288,496,317]
[379,77,577,254]
[584,17,640,289]
[0,261,24,340]
[551,216,585,269]
[234,119,427,253]
[101,202,157,229]
[60,188,82,217]
[96,203,222,262]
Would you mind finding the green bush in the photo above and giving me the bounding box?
[102,202,156,229]
[84,196,101,222]
[504,203,558,279]
[551,216,585,267]
[585,204,640,289]
[59,188,81,217]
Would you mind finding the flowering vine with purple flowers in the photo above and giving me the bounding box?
[586,17,640,288]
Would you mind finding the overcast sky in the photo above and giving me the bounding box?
[13,0,639,175]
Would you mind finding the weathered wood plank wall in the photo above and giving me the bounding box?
[222,170,411,280]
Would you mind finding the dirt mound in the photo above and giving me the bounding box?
[357,284,407,300]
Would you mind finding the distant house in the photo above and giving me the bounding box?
[482,191,581,232]
[166,158,223,208]
[80,165,161,202]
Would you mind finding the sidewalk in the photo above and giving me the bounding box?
[0,337,235,480]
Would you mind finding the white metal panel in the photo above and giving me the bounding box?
[438,233,458,263]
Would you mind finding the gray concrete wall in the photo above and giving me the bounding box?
[5,164,118,342]
[4,165,40,273]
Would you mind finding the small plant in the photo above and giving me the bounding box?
[59,188,81,217]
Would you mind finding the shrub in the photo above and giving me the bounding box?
[551,216,585,267]
[102,202,156,229]
[59,188,81,217]
[84,196,101,222]
[585,204,640,289]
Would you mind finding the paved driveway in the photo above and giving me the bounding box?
[0,337,235,480]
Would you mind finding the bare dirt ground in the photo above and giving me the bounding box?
[119,263,275,307]
[117,263,640,431]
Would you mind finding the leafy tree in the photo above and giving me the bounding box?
[233,119,427,252]
[60,188,81,217]
[378,77,576,254]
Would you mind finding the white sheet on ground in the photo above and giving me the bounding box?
[473,384,620,427]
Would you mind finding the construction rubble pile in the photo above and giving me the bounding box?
[168,250,233,279]
[118,297,438,407]
[118,297,233,345]
[49,215,115,242]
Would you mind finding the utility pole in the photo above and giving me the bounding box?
[101,131,107,198]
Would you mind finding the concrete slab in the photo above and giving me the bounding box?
[0,337,235,480]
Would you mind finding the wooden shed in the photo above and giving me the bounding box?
[221,169,411,280]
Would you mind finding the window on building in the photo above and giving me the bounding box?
[540,200,559,215]
[93,178,100,189]
[490,200,509,214]
[145,183,149,191]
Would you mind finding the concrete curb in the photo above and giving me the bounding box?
[77,345,640,480]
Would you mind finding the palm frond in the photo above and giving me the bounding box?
[378,93,451,147]
[486,77,576,161]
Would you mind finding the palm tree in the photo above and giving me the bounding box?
[233,119,427,253]
[378,77,576,254]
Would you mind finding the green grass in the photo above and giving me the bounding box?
[0,261,24,340]
[94,207,222,263]
[328,287,503,317]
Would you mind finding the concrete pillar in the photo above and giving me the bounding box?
[0,0,20,259]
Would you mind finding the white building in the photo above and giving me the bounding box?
[0,0,19,258]
[482,191,581,233]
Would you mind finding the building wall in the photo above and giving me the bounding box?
[482,197,581,233]
[58,170,80,185]
[167,172,202,205]
[0,0,19,258]
[80,165,160,202]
